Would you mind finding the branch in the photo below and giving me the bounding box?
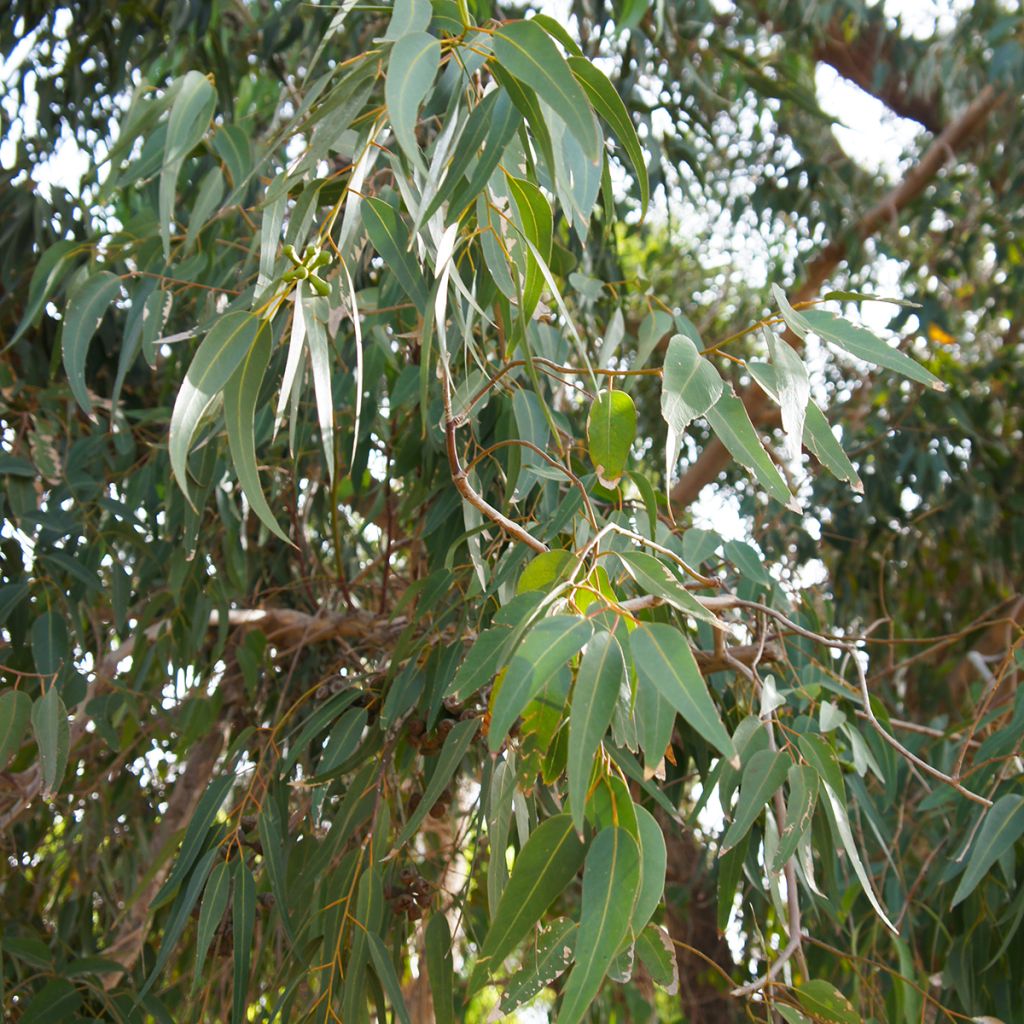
[670,84,1003,509]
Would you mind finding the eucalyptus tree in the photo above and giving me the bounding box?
[1,2,1022,1024]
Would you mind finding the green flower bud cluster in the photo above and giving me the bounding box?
[282,242,332,296]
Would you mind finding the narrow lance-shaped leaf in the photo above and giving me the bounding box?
[772,764,819,871]
[568,631,625,832]
[469,813,586,993]
[491,20,599,162]
[232,860,256,1024]
[160,71,217,258]
[62,271,122,416]
[720,749,790,854]
[424,915,455,1024]
[302,294,336,485]
[499,918,576,1014]
[396,718,480,846]
[952,795,1024,907]
[506,174,553,320]
[490,616,593,751]
[0,689,32,769]
[705,389,799,511]
[587,390,636,488]
[557,827,641,1024]
[385,32,440,169]
[362,196,428,311]
[30,686,69,797]
[170,311,264,505]
[631,804,667,932]
[9,239,83,347]
[566,55,649,214]
[765,327,810,462]
[223,318,290,542]
[366,932,413,1024]
[192,860,232,994]
[631,622,736,761]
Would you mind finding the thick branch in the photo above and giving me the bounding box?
[670,85,1002,509]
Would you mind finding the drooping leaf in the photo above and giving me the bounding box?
[705,390,798,510]
[568,631,625,832]
[223,317,290,541]
[517,549,573,595]
[772,764,819,870]
[0,689,32,769]
[619,549,722,627]
[491,20,599,162]
[258,800,297,944]
[362,196,429,311]
[587,389,636,487]
[385,32,440,168]
[159,71,217,258]
[557,826,641,1024]
[567,55,649,213]
[490,616,593,750]
[720,749,790,853]
[366,932,413,1024]
[424,915,455,1024]
[470,813,586,992]
[635,924,678,993]
[31,611,68,677]
[61,271,122,415]
[506,174,553,319]
[384,0,432,39]
[765,327,811,462]
[192,859,232,993]
[301,294,337,484]
[631,623,736,760]
[30,686,69,797]
[631,804,667,932]
[661,332,723,486]
[169,311,264,505]
[232,860,256,1024]
[952,795,1024,907]
[9,239,83,347]
[396,717,479,846]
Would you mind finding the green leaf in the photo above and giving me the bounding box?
[720,749,789,853]
[192,859,231,993]
[765,327,811,462]
[232,860,256,1024]
[631,804,667,931]
[619,549,722,627]
[661,332,723,486]
[635,671,674,777]
[396,717,479,845]
[153,773,234,909]
[635,924,678,993]
[9,239,83,347]
[222,317,289,541]
[631,623,736,761]
[517,549,573,594]
[184,165,225,252]
[567,55,649,213]
[772,764,819,870]
[802,308,946,391]
[362,196,428,311]
[170,311,264,505]
[301,294,337,484]
[506,174,553,319]
[19,978,82,1024]
[385,32,440,168]
[61,271,122,415]
[385,0,432,39]
[557,826,641,1024]
[160,71,217,258]
[258,800,297,944]
[492,21,599,162]
[0,689,32,769]
[796,979,861,1024]
[705,390,798,510]
[446,627,509,701]
[470,813,586,992]
[530,14,583,56]
[499,917,576,1013]
[568,631,625,832]
[31,611,68,677]
[140,846,218,998]
[30,686,69,797]
[425,915,455,1024]
[587,389,636,487]
[366,932,413,1024]
[952,795,1024,907]
[490,616,593,751]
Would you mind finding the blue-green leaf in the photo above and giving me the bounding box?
[61,271,122,415]
[386,32,440,168]
[232,860,256,1024]
[30,686,69,797]
[192,859,232,993]
[0,689,32,769]
[557,826,641,1024]
[952,795,1024,907]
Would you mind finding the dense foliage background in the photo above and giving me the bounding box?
[1,1,1022,1022]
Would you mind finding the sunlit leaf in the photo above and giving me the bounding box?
[587,389,636,487]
